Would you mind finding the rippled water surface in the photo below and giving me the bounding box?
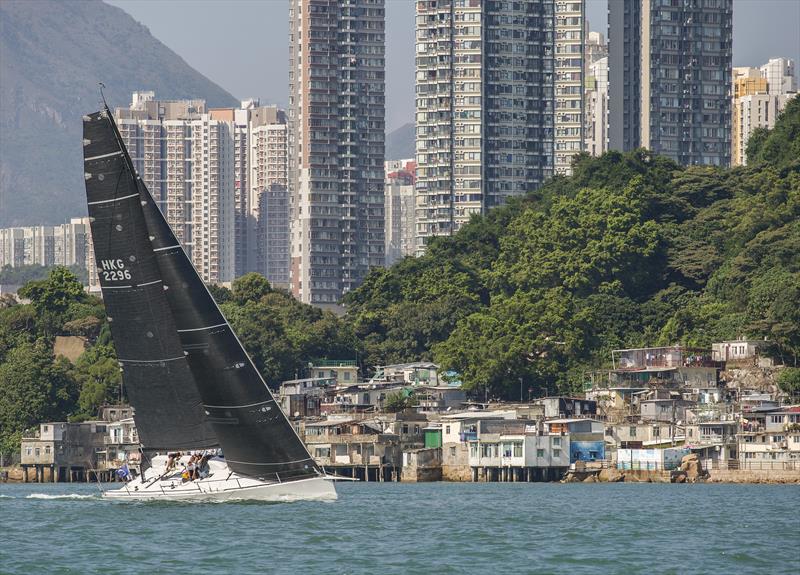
[1,482,797,574]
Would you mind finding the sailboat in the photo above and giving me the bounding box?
[82,102,337,501]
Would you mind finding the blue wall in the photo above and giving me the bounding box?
[570,441,605,463]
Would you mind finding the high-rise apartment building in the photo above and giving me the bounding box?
[416,0,580,252]
[384,159,416,267]
[731,59,796,166]
[248,106,289,280]
[554,1,585,174]
[288,0,386,307]
[760,58,797,96]
[256,185,291,288]
[584,29,608,157]
[193,110,236,284]
[609,0,733,167]
[0,218,91,272]
[116,93,294,284]
[116,93,235,283]
[585,56,609,157]
[733,67,767,99]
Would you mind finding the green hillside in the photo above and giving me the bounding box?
[345,96,800,397]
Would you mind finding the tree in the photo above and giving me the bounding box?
[384,390,417,413]
[777,368,800,399]
[71,345,122,420]
[63,315,103,339]
[231,273,272,305]
[17,267,86,336]
[0,340,78,457]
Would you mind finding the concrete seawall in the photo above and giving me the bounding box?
[709,469,800,484]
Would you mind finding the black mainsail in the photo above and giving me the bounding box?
[83,109,218,451]
[84,106,319,483]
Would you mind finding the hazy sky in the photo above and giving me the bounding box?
[107,0,800,132]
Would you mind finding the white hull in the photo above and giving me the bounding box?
[103,456,337,502]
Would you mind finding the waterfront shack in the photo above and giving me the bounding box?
[467,419,570,482]
[545,418,606,463]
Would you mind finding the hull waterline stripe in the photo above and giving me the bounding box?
[85,150,123,161]
[138,279,163,287]
[153,244,181,252]
[101,285,133,289]
[177,322,228,333]
[119,356,185,364]
[203,398,275,409]
[88,193,139,206]
[224,457,315,467]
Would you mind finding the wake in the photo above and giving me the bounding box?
[25,493,97,500]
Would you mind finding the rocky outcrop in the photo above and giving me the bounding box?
[723,366,783,396]
[671,453,709,483]
[598,468,625,482]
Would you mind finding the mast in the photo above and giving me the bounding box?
[82,108,218,451]
[89,102,319,483]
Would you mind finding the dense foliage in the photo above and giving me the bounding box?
[214,274,360,385]
[345,96,800,398]
[0,271,357,458]
[0,268,110,457]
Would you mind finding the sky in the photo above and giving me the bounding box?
[107,0,800,132]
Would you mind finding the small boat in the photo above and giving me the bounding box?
[82,100,336,502]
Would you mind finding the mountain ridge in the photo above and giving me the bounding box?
[386,122,415,160]
[0,0,238,227]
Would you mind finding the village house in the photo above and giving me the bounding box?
[685,419,739,469]
[369,362,441,386]
[438,410,518,481]
[466,419,571,482]
[737,406,800,470]
[19,405,137,482]
[740,393,780,412]
[102,417,139,472]
[413,384,466,412]
[309,359,359,385]
[586,383,649,419]
[609,346,721,389]
[544,418,606,463]
[533,396,597,419]
[301,418,402,481]
[712,339,772,366]
[606,422,684,449]
[278,376,336,418]
[639,398,693,423]
[321,382,407,415]
[21,421,107,482]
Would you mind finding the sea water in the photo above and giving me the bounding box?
[0,482,797,574]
